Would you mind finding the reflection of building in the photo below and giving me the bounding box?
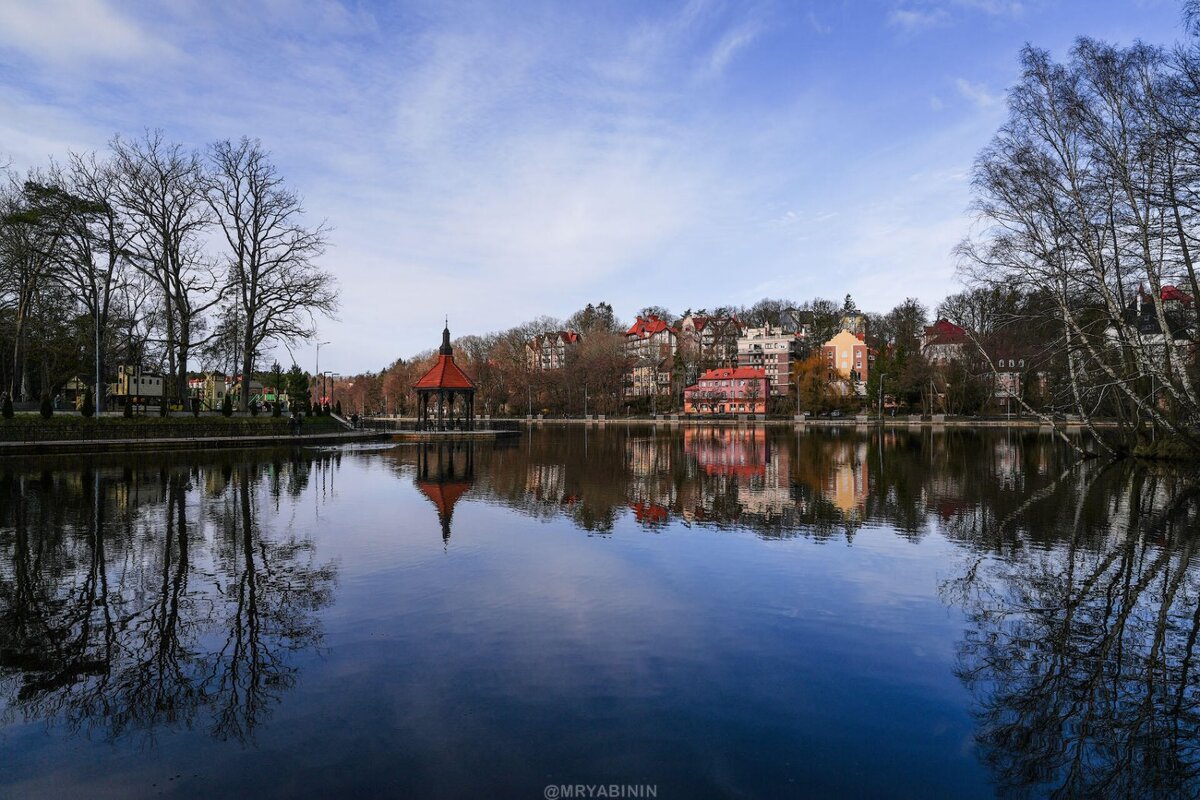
[684,427,766,478]
[415,442,475,543]
[826,441,870,516]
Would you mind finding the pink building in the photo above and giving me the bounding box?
[683,367,770,415]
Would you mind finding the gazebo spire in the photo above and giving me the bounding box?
[440,319,453,355]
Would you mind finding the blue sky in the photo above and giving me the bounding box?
[0,0,1188,373]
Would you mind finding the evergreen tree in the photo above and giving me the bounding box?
[334,400,343,416]
[2,394,13,420]
[40,393,53,419]
[123,398,133,418]
[82,388,95,418]
[222,393,233,417]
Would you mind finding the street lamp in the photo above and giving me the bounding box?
[314,341,330,409]
[322,370,334,413]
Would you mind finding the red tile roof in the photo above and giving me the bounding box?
[626,315,673,338]
[924,318,969,345]
[1160,285,1194,305]
[413,355,476,390]
[698,367,767,381]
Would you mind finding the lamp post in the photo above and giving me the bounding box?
[322,370,334,413]
[314,341,329,409]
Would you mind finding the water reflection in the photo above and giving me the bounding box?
[0,453,337,745]
[472,425,1081,542]
[944,463,1200,798]
[414,442,477,544]
[0,428,1198,798]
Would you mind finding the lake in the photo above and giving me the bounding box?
[1,424,1197,798]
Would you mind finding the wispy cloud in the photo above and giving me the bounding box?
[955,77,1001,108]
[888,7,950,33]
[0,0,176,66]
[706,21,763,76]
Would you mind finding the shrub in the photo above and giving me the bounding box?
[2,394,12,420]
[221,394,233,417]
[123,399,133,418]
[250,401,260,417]
[193,398,201,417]
[159,398,168,417]
[40,393,53,419]
[82,388,95,418]
[334,400,343,416]
[272,400,281,418]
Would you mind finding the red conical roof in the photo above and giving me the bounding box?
[414,354,476,390]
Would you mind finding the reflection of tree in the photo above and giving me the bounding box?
[946,464,1200,797]
[0,455,336,745]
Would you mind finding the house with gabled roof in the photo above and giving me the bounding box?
[624,314,677,397]
[526,330,582,370]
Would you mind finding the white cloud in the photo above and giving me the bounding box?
[0,0,176,66]
[954,78,1001,108]
[888,7,950,33]
[706,21,763,76]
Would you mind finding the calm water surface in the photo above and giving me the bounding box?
[1,425,1198,798]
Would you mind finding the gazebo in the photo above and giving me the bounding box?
[413,324,477,431]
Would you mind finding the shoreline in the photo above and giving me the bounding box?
[0,429,390,457]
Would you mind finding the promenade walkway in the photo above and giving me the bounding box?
[0,429,389,456]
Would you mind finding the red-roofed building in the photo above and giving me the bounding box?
[683,366,770,415]
[624,314,677,397]
[678,312,744,368]
[921,319,970,365]
[413,324,477,430]
[525,330,582,370]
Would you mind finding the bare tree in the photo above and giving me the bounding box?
[958,41,1200,457]
[38,153,136,411]
[0,173,64,401]
[207,138,336,409]
[112,131,221,403]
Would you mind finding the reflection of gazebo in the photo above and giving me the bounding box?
[414,324,476,431]
[415,442,475,543]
